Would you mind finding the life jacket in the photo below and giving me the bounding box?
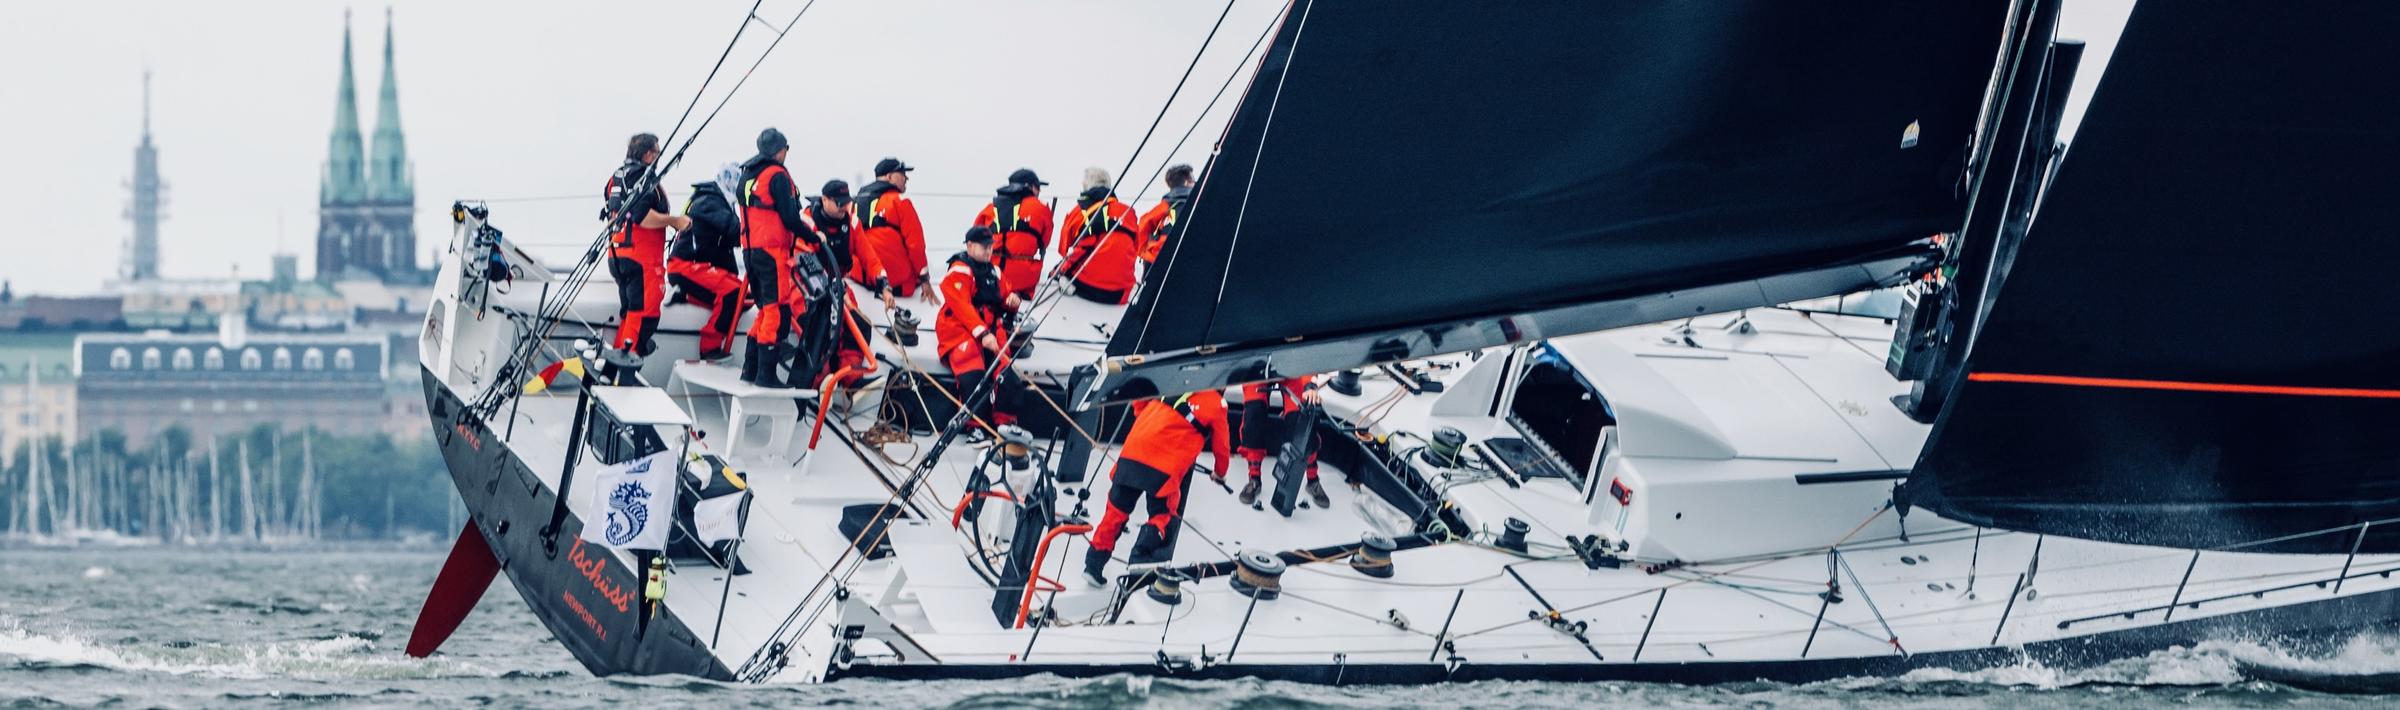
[1063,189,1136,278]
[990,188,1042,245]
[604,160,667,253]
[857,181,901,235]
[1073,191,1134,243]
[1170,391,1212,434]
[1156,186,1193,241]
[741,161,799,251]
[946,252,1005,319]
[1243,375,1313,413]
[672,182,742,271]
[803,198,854,274]
[1120,389,1229,476]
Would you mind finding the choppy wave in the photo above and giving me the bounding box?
[0,616,491,681]
[1847,634,2400,692]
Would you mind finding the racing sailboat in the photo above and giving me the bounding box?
[406,0,2400,684]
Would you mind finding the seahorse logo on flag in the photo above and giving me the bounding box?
[604,458,656,546]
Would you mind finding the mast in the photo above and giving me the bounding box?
[209,435,223,540]
[1902,0,2064,421]
[21,361,39,537]
[268,430,283,539]
[299,430,317,539]
[238,437,259,541]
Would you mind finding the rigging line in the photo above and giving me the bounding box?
[1278,588,1440,638]
[483,0,811,419]
[1833,551,1907,655]
[651,0,824,181]
[1107,0,1239,196]
[1127,1,1293,355]
[1119,6,1281,211]
[660,0,768,153]
[1204,0,1314,342]
[994,0,1243,333]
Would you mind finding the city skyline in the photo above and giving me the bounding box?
[0,0,1289,297]
[0,0,2131,297]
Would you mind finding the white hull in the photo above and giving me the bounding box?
[418,219,2400,683]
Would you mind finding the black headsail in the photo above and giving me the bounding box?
[1090,0,2013,404]
[1908,3,2400,553]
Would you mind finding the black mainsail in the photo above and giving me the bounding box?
[1092,0,2015,403]
[1909,2,2400,552]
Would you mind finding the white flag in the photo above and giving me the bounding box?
[694,492,749,545]
[581,450,677,551]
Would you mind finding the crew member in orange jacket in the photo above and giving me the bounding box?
[1237,376,1330,508]
[1082,389,1232,587]
[1056,167,1142,304]
[666,179,744,360]
[935,226,1024,428]
[603,133,691,357]
[1137,164,1195,263]
[738,128,823,388]
[856,158,931,300]
[973,168,1053,301]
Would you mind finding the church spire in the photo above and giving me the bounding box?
[367,5,411,203]
[321,9,366,206]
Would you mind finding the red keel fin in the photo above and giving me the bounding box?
[405,522,501,658]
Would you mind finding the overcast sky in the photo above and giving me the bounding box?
[0,0,2132,297]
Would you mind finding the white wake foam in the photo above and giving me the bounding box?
[1859,633,2400,689]
[0,616,489,680]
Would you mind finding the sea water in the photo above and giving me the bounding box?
[3,547,2397,708]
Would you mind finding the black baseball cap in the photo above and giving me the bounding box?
[1007,168,1047,187]
[873,157,915,176]
[821,179,852,205]
[963,226,995,245]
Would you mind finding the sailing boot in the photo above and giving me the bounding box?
[754,344,791,388]
[1080,547,1111,588]
[1238,477,1262,506]
[1306,476,1331,509]
[739,341,765,385]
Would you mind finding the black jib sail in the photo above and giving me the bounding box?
[1090,0,2014,403]
[1908,2,2400,553]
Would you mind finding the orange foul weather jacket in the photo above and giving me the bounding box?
[933,253,1011,374]
[1058,191,1141,300]
[1119,390,1232,484]
[604,161,671,354]
[855,181,928,297]
[740,160,819,345]
[1136,187,1191,263]
[974,187,1053,300]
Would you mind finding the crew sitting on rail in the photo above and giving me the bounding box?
[667,177,746,361]
[1238,375,1329,508]
[855,158,931,301]
[936,226,1024,428]
[975,168,1054,302]
[603,132,691,358]
[1083,389,1232,588]
[1137,163,1195,263]
[1056,167,1142,305]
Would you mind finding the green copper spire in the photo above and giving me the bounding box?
[321,9,367,205]
[367,6,411,203]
